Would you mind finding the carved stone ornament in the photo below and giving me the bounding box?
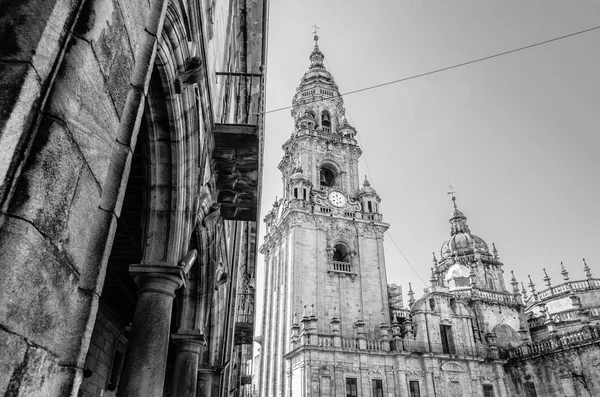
[448,381,463,397]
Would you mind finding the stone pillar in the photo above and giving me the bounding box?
[119,265,184,397]
[331,317,342,347]
[425,372,435,397]
[171,335,204,396]
[197,367,215,396]
[397,371,409,396]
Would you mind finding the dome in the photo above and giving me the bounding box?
[440,198,491,259]
[358,176,377,196]
[440,232,490,259]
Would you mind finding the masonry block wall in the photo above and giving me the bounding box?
[0,0,146,394]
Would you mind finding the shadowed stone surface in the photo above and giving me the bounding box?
[0,217,96,363]
[46,37,120,186]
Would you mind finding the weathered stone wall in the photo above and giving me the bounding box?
[0,0,149,394]
[505,341,600,396]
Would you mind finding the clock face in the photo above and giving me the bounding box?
[328,191,346,207]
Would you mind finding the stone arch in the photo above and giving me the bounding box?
[142,4,200,264]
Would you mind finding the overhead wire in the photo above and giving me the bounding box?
[323,59,428,287]
[265,24,600,115]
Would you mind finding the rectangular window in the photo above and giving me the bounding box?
[409,381,420,397]
[294,188,298,198]
[346,378,358,397]
[303,189,307,200]
[483,384,495,397]
[107,345,125,392]
[524,382,537,397]
[372,379,383,397]
[367,201,372,212]
[440,324,455,354]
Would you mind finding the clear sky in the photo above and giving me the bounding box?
[257,0,600,312]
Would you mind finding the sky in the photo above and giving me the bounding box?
[256,0,600,313]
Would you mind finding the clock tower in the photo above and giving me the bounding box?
[257,35,393,397]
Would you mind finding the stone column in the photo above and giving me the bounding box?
[119,265,184,397]
[197,367,215,396]
[171,335,204,396]
[425,372,435,397]
[397,371,409,396]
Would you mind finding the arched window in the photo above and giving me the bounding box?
[320,164,336,187]
[333,243,350,262]
[321,110,331,130]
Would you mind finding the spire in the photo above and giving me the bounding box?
[408,283,415,306]
[363,175,370,187]
[432,252,438,268]
[510,270,519,294]
[521,282,528,300]
[543,268,552,287]
[559,261,569,281]
[492,243,499,259]
[583,258,592,279]
[528,275,538,301]
[309,23,324,68]
[430,267,438,287]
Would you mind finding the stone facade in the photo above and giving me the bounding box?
[0,1,268,396]
[255,37,600,397]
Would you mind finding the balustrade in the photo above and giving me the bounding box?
[508,325,600,360]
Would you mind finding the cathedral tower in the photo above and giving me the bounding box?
[257,35,392,397]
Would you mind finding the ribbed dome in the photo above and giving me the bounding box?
[441,233,490,258]
[440,198,491,259]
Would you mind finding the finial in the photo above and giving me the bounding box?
[543,268,552,287]
[432,252,438,266]
[492,243,499,259]
[312,23,320,45]
[583,258,592,279]
[510,271,520,294]
[447,184,457,208]
[430,267,438,287]
[363,175,370,187]
[528,275,537,295]
[521,282,528,300]
[560,261,570,281]
[408,282,415,306]
[303,305,308,317]
[392,311,399,324]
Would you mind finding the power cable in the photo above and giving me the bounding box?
[323,59,428,288]
[265,24,600,114]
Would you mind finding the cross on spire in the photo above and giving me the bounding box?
[312,23,320,44]
[447,184,458,208]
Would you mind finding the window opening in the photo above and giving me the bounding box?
[320,165,336,187]
[367,201,373,212]
[303,189,307,200]
[346,378,358,397]
[483,385,495,397]
[409,381,421,397]
[440,324,455,354]
[107,346,125,391]
[333,243,350,263]
[294,188,298,198]
[524,382,537,397]
[322,110,331,130]
[372,379,384,397]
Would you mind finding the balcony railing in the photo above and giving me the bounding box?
[212,72,264,221]
[525,279,600,306]
[508,325,600,360]
[216,72,263,126]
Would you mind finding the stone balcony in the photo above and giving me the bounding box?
[213,72,264,221]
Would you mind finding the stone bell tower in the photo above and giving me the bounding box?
[257,34,393,397]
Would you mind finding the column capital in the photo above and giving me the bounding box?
[171,334,205,353]
[129,263,186,296]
